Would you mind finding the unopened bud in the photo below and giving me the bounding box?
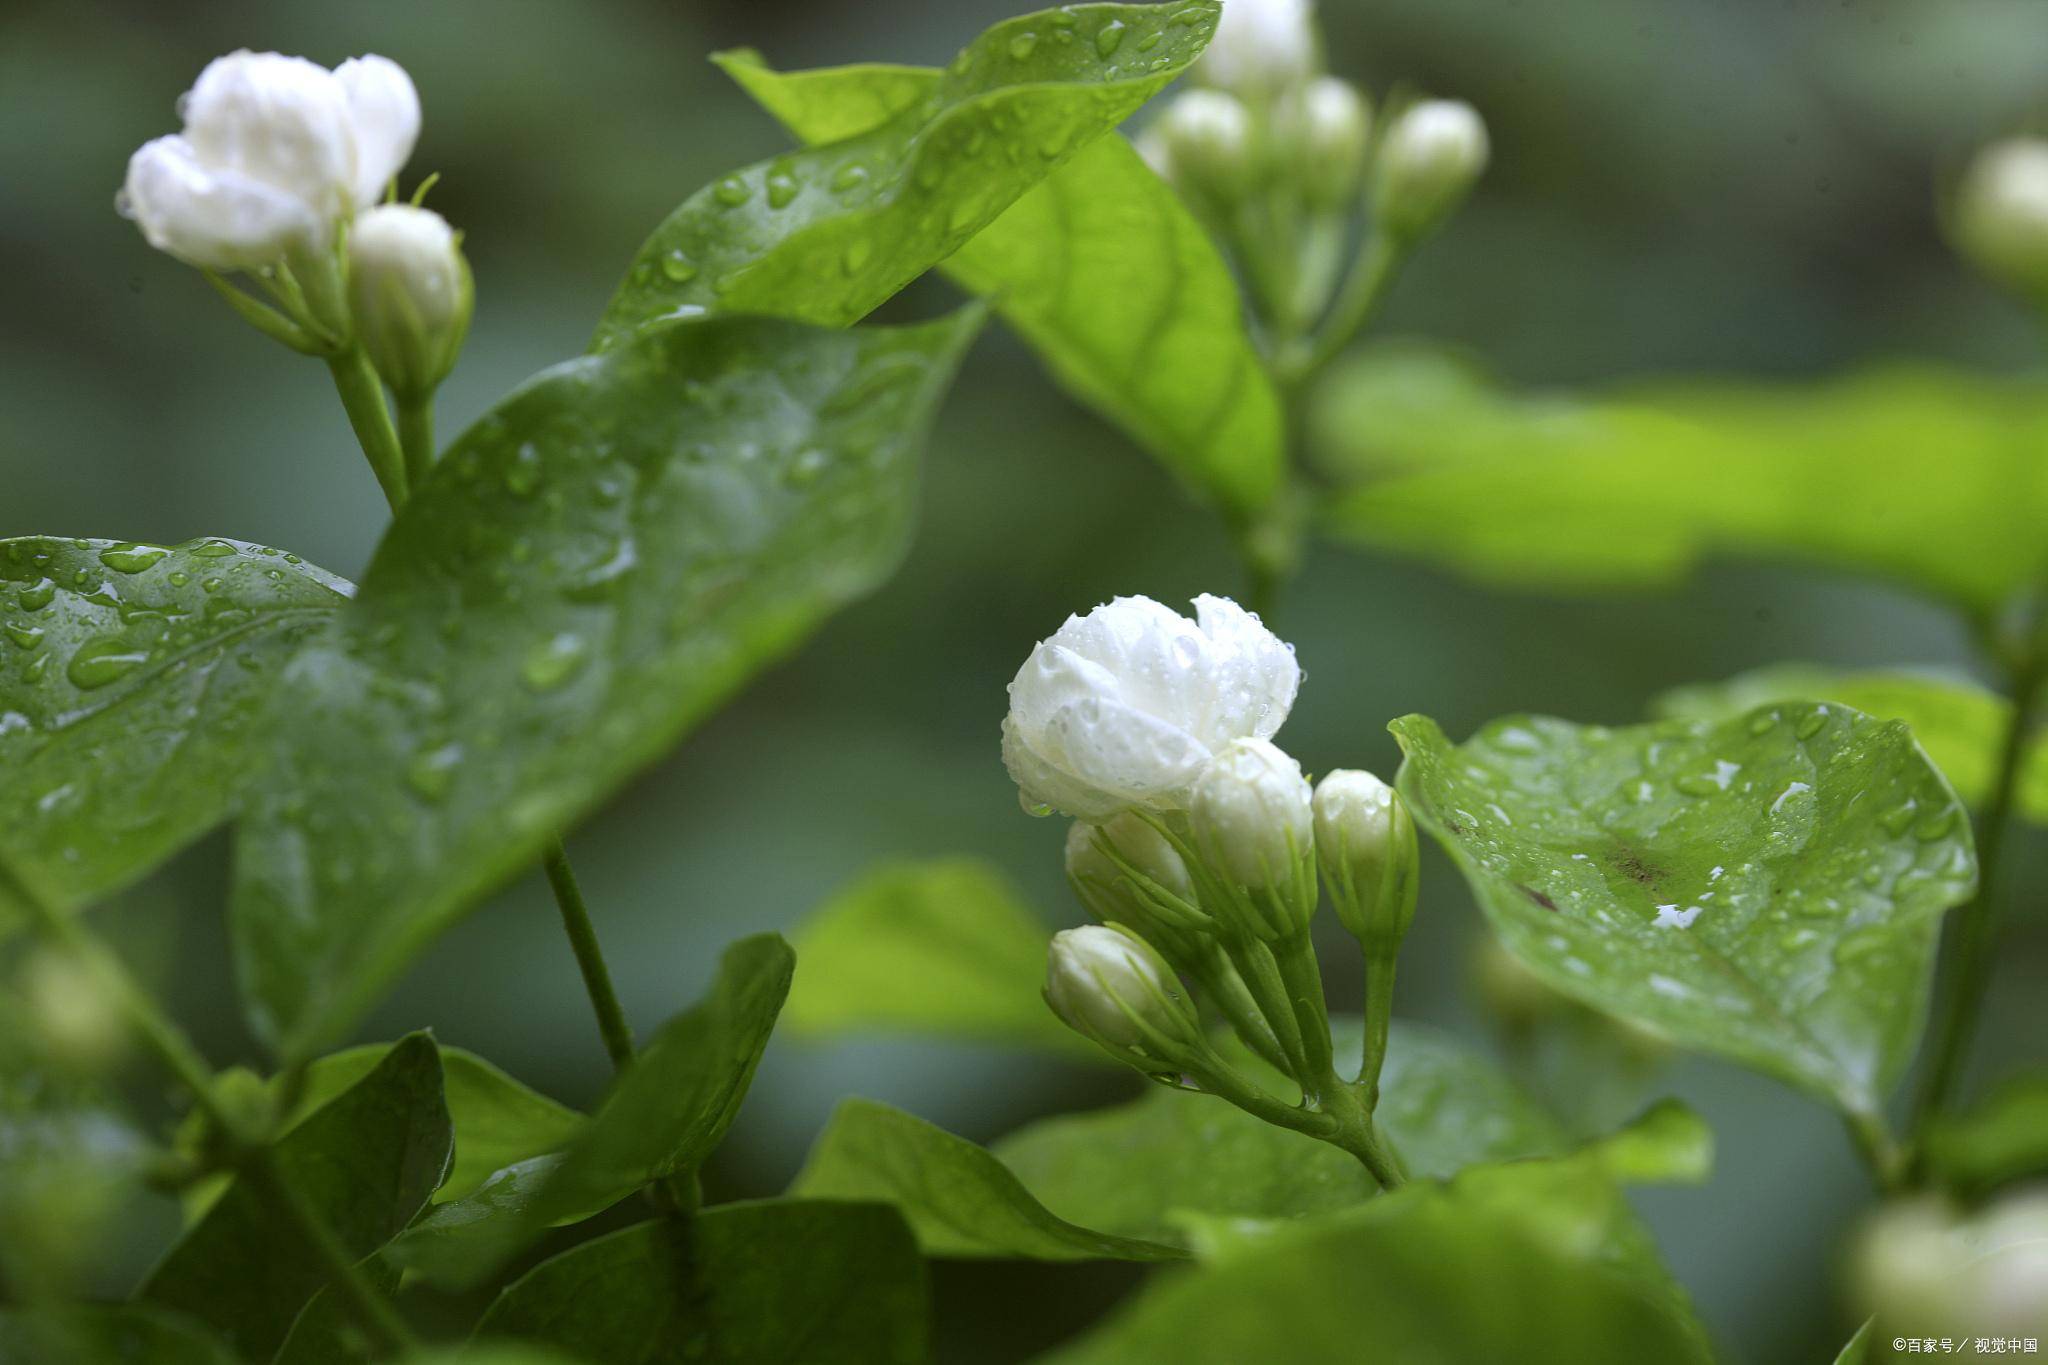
[1044,925,1202,1066]
[1953,138,2048,302]
[1375,99,1489,242]
[348,203,472,399]
[22,949,127,1072]
[1065,814,1199,925]
[1295,78,1371,208]
[1156,90,1255,198]
[1853,1192,2048,1336]
[1197,0,1318,96]
[1312,769,1417,950]
[1190,738,1313,900]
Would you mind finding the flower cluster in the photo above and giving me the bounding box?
[118,50,471,409]
[1136,0,1488,348]
[1006,594,1418,1181]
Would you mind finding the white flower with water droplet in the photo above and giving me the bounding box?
[1198,0,1318,95]
[120,50,419,271]
[1044,924,1199,1056]
[1190,737,1313,894]
[349,203,472,398]
[1003,594,1300,820]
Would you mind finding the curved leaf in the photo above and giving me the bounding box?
[0,537,348,929]
[787,1097,1181,1262]
[475,1202,928,1365]
[1316,353,2048,610]
[718,45,1282,513]
[1920,1070,2048,1199]
[596,3,1219,341]
[231,312,980,1059]
[139,1034,451,1359]
[1654,663,2048,824]
[781,857,1088,1056]
[1393,703,1978,1116]
[0,1306,235,1365]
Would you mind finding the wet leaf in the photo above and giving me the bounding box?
[787,1097,1182,1262]
[139,1034,451,1359]
[271,1256,400,1365]
[596,3,1218,340]
[1392,703,1978,1117]
[475,1201,927,1365]
[717,43,1282,513]
[781,857,1088,1056]
[1315,352,2048,611]
[1654,663,2048,824]
[231,312,980,1059]
[0,537,348,932]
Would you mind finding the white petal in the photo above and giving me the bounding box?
[1007,642,1123,737]
[183,50,355,219]
[1038,696,1213,810]
[1192,593,1300,741]
[1002,717,1127,820]
[335,55,420,212]
[120,134,317,270]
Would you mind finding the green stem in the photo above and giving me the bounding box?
[0,862,416,1354]
[1319,1072,1407,1189]
[1277,231,1406,385]
[1909,629,2048,1149]
[396,392,436,493]
[1271,931,1335,1093]
[1222,933,1312,1085]
[325,347,407,512]
[1847,1106,1907,1195]
[542,837,637,1074]
[1359,950,1399,1107]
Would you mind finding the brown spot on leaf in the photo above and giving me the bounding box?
[1520,885,1558,912]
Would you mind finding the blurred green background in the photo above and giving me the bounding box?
[5,0,2047,1359]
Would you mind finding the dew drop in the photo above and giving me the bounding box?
[831,163,870,194]
[1794,709,1829,740]
[504,443,544,498]
[1747,711,1777,736]
[659,250,698,283]
[842,239,874,274]
[1009,32,1039,59]
[67,637,150,690]
[98,543,168,574]
[1913,808,1958,841]
[407,743,464,802]
[190,540,240,559]
[1879,800,1919,837]
[522,633,590,692]
[713,175,752,207]
[1095,19,1126,55]
[16,581,55,612]
[766,171,800,209]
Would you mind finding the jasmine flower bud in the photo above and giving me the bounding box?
[1189,737,1313,895]
[1155,90,1255,197]
[119,50,419,272]
[1312,769,1418,950]
[1003,594,1300,821]
[348,204,473,400]
[21,949,127,1073]
[1198,0,1318,96]
[1374,99,1489,242]
[1044,925,1202,1066]
[1065,813,1202,932]
[1953,137,2048,303]
[1295,77,1371,208]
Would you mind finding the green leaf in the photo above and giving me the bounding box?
[1835,1319,1876,1364]
[389,935,792,1287]
[475,1201,928,1365]
[595,4,1218,340]
[788,1097,1182,1262]
[139,1033,452,1359]
[717,47,1283,514]
[781,857,1087,1056]
[0,1306,236,1365]
[1920,1070,2048,1199]
[1392,703,1978,1117]
[232,311,980,1059]
[272,1256,400,1365]
[0,537,348,931]
[1314,352,2048,610]
[1037,1156,1713,1365]
[1654,663,2048,824]
[992,1021,1570,1244]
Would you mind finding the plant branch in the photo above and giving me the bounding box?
[0,860,416,1354]
[541,836,637,1074]
[396,392,436,493]
[325,346,407,511]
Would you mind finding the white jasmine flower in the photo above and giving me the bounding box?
[1295,77,1371,205]
[119,50,419,271]
[1003,594,1300,820]
[348,203,472,398]
[1199,0,1318,95]
[1313,768,1418,944]
[1954,137,2048,300]
[1155,89,1254,194]
[1189,737,1313,890]
[1375,99,1489,240]
[1044,925,1198,1053]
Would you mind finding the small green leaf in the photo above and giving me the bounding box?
[1315,352,2048,611]
[0,537,348,932]
[992,1021,1569,1243]
[596,4,1218,340]
[0,1306,236,1365]
[1038,1156,1712,1364]
[782,857,1087,1056]
[788,1097,1182,1262]
[139,1034,452,1359]
[1393,704,1978,1117]
[1654,663,2048,824]
[475,1201,928,1365]
[718,46,1283,514]
[389,936,792,1287]
[1920,1070,2048,1199]
[1834,1319,1876,1364]
[232,311,980,1059]
[271,1256,400,1365]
